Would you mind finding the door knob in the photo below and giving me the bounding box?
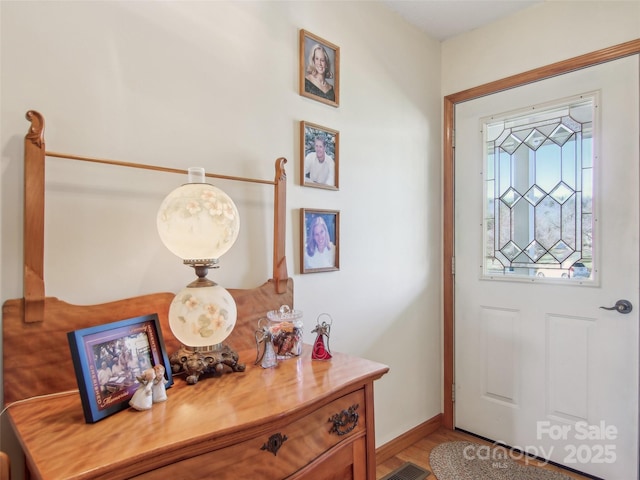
[599,299,633,314]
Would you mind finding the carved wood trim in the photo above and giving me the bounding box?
[23,110,46,323]
[442,39,640,430]
[273,157,288,293]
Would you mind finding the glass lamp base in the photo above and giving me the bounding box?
[169,343,245,385]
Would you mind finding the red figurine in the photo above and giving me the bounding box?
[311,314,333,360]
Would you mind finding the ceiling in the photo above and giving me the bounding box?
[381,0,543,41]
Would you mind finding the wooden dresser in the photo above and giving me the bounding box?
[7,345,388,480]
[5,113,388,479]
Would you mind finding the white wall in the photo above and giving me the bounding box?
[442,1,640,95]
[0,1,442,476]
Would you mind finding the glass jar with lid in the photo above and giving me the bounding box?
[266,305,303,359]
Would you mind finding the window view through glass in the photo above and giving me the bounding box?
[483,96,594,281]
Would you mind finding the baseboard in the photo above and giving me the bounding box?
[375,413,443,464]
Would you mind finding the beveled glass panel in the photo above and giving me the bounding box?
[513,128,533,143]
[569,102,593,124]
[513,147,532,194]
[486,123,505,142]
[524,129,546,150]
[500,134,522,155]
[485,180,495,218]
[536,142,562,192]
[525,240,547,262]
[582,213,593,260]
[500,187,522,208]
[562,115,582,133]
[538,252,558,264]
[537,123,557,138]
[550,240,572,263]
[535,196,561,249]
[512,200,535,247]
[482,95,595,281]
[486,149,495,180]
[561,137,578,190]
[525,185,546,206]
[550,124,574,146]
[501,240,522,261]
[485,220,495,258]
[550,182,574,204]
[498,150,512,197]
[498,200,512,249]
[582,124,593,168]
[561,195,577,250]
[582,169,593,213]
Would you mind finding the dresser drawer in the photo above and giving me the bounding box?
[132,389,366,479]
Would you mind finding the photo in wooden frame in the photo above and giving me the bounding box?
[300,121,339,190]
[67,313,173,423]
[299,29,340,107]
[301,208,340,273]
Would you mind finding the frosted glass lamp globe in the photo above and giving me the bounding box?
[157,168,240,263]
[168,283,237,348]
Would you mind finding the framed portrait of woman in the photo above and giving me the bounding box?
[299,29,340,107]
[300,208,340,274]
[300,121,339,190]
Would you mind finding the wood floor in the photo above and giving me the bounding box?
[376,427,592,480]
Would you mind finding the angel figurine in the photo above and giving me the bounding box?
[311,314,333,360]
[152,364,168,403]
[255,318,278,369]
[129,367,156,411]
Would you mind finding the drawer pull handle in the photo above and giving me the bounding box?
[261,432,288,456]
[328,404,359,436]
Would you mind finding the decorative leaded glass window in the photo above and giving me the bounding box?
[483,95,594,281]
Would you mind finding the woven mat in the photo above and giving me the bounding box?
[430,441,574,480]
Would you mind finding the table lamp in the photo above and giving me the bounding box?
[157,167,245,384]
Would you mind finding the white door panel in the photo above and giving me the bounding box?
[455,56,638,479]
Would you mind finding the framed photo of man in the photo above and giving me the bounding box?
[300,209,340,274]
[299,29,340,107]
[300,121,339,190]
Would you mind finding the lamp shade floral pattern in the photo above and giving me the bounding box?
[168,284,237,347]
[157,182,240,262]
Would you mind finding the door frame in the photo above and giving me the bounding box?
[442,38,640,429]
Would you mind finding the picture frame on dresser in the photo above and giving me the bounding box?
[301,121,339,190]
[299,29,340,107]
[67,313,173,423]
[301,208,340,273]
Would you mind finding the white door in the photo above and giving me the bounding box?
[454,55,639,480]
